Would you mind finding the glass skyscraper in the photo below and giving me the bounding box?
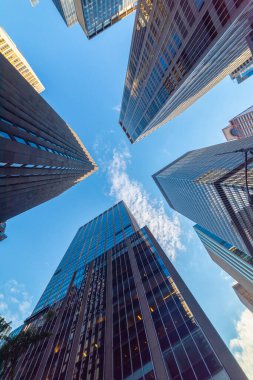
[194,224,253,312]
[119,0,253,143]
[51,0,137,39]
[4,202,247,379]
[153,136,253,258]
[0,53,97,224]
[223,105,253,141]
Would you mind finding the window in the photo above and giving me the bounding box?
[0,131,11,139]
[14,136,27,144]
[194,0,204,10]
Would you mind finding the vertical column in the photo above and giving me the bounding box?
[104,249,113,380]
[145,226,248,380]
[127,240,170,380]
[65,263,94,379]
[37,271,77,380]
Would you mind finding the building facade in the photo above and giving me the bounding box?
[4,202,247,379]
[0,221,7,241]
[233,282,253,312]
[51,0,137,39]
[153,136,253,257]
[223,105,253,141]
[0,27,44,93]
[52,0,78,27]
[0,53,97,223]
[230,56,253,84]
[194,224,253,311]
[119,0,253,143]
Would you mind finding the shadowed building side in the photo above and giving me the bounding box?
[0,53,97,223]
[4,202,247,379]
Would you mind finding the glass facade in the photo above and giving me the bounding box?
[119,0,253,143]
[5,202,247,379]
[51,0,137,39]
[194,224,253,311]
[153,135,253,258]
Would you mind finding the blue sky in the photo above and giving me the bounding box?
[1,0,253,377]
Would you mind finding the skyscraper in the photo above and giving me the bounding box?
[0,221,7,241]
[0,27,44,93]
[194,224,253,312]
[4,202,247,379]
[119,0,253,143]
[230,56,253,84]
[223,105,253,141]
[0,53,97,223]
[153,136,253,257]
[233,282,253,312]
[51,0,137,39]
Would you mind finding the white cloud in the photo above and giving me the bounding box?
[230,309,253,379]
[113,104,121,113]
[0,280,33,329]
[108,149,184,260]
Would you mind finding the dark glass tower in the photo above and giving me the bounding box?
[119,0,253,143]
[0,54,97,223]
[153,136,253,258]
[5,202,246,379]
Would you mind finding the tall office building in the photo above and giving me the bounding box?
[51,0,137,39]
[230,56,253,83]
[194,224,253,312]
[233,283,253,312]
[120,0,253,143]
[0,27,44,93]
[223,105,253,141]
[0,221,7,241]
[0,53,97,223]
[4,202,247,379]
[153,136,253,258]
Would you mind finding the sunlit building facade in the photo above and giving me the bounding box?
[120,0,253,143]
[0,27,44,93]
[4,202,246,379]
[153,136,253,258]
[230,56,253,83]
[223,105,253,141]
[51,0,137,39]
[0,53,97,223]
[194,224,253,312]
[52,0,78,26]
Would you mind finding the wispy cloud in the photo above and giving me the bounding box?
[113,104,121,113]
[0,280,33,329]
[108,148,184,260]
[230,309,253,379]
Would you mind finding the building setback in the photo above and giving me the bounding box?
[153,136,253,258]
[194,224,253,312]
[0,27,44,93]
[51,0,137,39]
[0,53,97,223]
[4,202,247,379]
[223,105,253,141]
[119,0,253,143]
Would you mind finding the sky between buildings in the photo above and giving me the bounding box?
[0,0,253,377]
